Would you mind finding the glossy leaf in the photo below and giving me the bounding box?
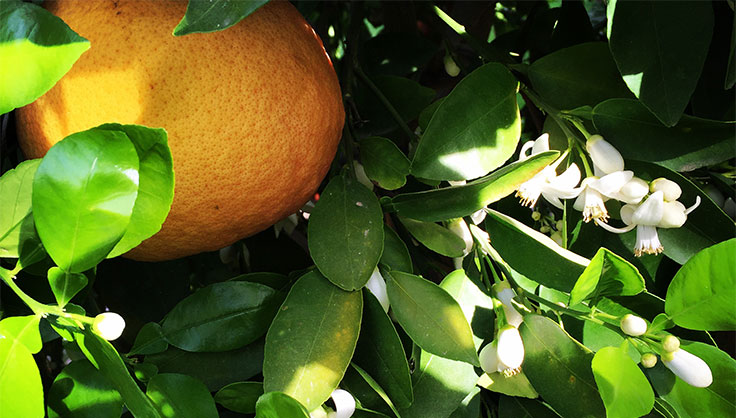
[97,124,174,258]
[386,271,479,366]
[440,269,494,349]
[353,290,413,408]
[350,362,404,418]
[497,395,561,418]
[308,175,384,290]
[0,315,41,354]
[529,42,632,110]
[130,322,169,356]
[569,247,645,306]
[173,0,269,36]
[46,303,85,342]
[411,63,521,181]
[263,271,362,411]
[74,331,162,418]
[592,346,654,418]
[0,159,40,258]
[255,392,310,418]
[47,360,123,418]
[608,0,713,126]
[390,151,558,222]
[399,217,465,258]
[647,341,736,418]
[0,332,44,418]
[214,381,263,414]
[448,387,481,418]
[519,315,606,418]
[0,0,89,114]
[484,209,589,292]
[592,99,735,172]
[665,239,736,331]
[146,373,218,418]
[33,128,140,273]
[477,370,538,399]
[359,137,411,190]
[582,321,640,363]
[47,266,88,307]
[380,225,412,273]
[161,281,282,352]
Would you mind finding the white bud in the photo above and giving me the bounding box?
[365,268,389,313]
[531,211,541,221]
[496,325,525,370]
[620,314,647,336]
[447,218,473,256]
[659,201,687,228]
[443,55,461,77]
[662,335,680,352]
[550,231,563,247]
[641,353,658,368]
[650,178,682,202]
[353,161,373,191]
[586,135,624,175]
[92,312,126,341]
[329,389,355,418]
[493,282,524,328]
[479,342,500,375]
[662,349,713,388]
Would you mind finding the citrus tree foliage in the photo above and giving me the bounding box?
[0,1,734,418]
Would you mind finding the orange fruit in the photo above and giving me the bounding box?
[16,0,344,261]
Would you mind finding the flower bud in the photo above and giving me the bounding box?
[650,178,682,202]
[328,389,355,418]
[479,342,500,375]
[540,225,551,233]
[586,135,624,175]
[662,335,680,352]
[493,282,524,328]
[641,353,658,368]
[470,209,487,225]
[447,218,473,256]
[497,325,525,371]
[365,267,389,313]
[353,161,373,191]
[531,211,541,221]
[444,55,461,77]
[550,231,563,247]
[662,348,713,388]
[92,312,126,341]
[620,314,647,336]
[659,201,687,228]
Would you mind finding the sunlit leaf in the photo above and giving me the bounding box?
[47,266,88,308]
[0,332,44,418]
[380,225,413,273]
[146,373,218,418]
[592,347,654,418]
[0,159,40,258]
[173,0,269,36]
[569,247,645,306]
[0,315,41,354]
[255,392,310,418]
[47,360,123,418]
[440,269,494,349]
[214,381,263,414]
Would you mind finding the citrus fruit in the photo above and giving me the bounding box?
[16,0,344,261]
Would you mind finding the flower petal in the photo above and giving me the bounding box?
[663,349,713,388]
[592,170,633,197]
[632,191,664,226]
[531,133,550,155]
[586,135,624,175]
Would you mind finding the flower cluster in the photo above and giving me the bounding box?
[515,134,700,256]
[479,282,525,377]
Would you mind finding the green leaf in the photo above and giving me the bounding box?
[145,341,264,392]
[0,159,40,258]
[648,314,675,335]
[440,269,494,349]
[646,398,681,418]
[624,160,734,264]
[130,322,169,356]
[47,266,88,308]
[74,331,162,418]
[529,42,632,110]
[263,271,362,411]
[411,63,521,181]
[255,392,310,418]
[399,217,465,258]
[608,0,713,126]
[0,332,44,418]
[359,137,410,190]
[47,360,123,418]
[519,315,606,418]
[727,12,736,90]
[380,225,413,273]
[173,0,269,36]
[647,341,736,418]
[353,290,413,408]
[477,370,539,399]
[96,124,174,258]
[161,281,282,351]
[390,151,558,222]
[33,128,140,273]
[308,175,384,290]
[497,395,562,418]
[569,248,645,306]
[484,209,589,292]
[386,271,479,366]
[46,303,85,342]
[592,99,735,172]
[398,347,478,418]
[448,387,481,418]
[214,381,263,414]
[0,0,89,114]
[0,315,41,353]
[581,321,641,363]
[592,346,654,418]
[350,362,404,418]
[418,98,444,132]
[665,239,736,331]
[146,373,218,418]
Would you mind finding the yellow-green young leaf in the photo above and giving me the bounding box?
[569,248,645,306]
[263,271,362,411]
[0,315,41,354]
[214,382,263,414]
[146,373,218,418]
[592,347,654,418]
[47,267,88,308]
[308,175,384,291]
[0,1,89,114]
[399,217,465,258]
[0,334,44,418]
[0,159,40,258]
[665,239,736,331]
[173,0,269,36]
[386,271,479,366]
[411,63,521,181]
[390,151,558,222]
[255,392,310,418]
[359,137,411,190]
[47,360,123,418]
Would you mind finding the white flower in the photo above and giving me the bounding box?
[365,267,389,313]
[92,312,125,341]
[662,349,713,388]
[493,281,523,328]
[326,389,356,418]
[586,135,624,176]
[620,314,647,336]
[479,326,525,376]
